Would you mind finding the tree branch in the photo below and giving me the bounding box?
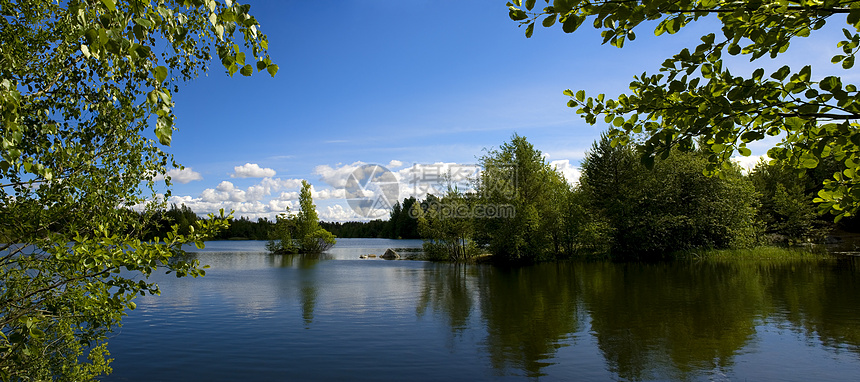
[778,112,860,120]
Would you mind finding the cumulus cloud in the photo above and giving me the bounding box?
[154,167,203,184]
[549,159,581,185]
[231,163,277,178]
[276,191,300,201]
[268,199,295,214]
[319,204,363,222]
[314,162,366,188]
[246,177,292,201]
[198,177,305,205]
[138,176,310,220]
[387,160,404,169]
[313,187,347,200]
[200,181,246,202]
[393,162,480,199]
[733,154,768,174]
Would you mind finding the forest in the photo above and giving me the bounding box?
[145,133,858,263]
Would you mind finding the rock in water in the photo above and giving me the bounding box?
[381,248,399,260]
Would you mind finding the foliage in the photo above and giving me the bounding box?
[267,181,336,254]
[266,212,298,254]
[507,0,860,220]
[413,193,479,262]
[320,220,388,238]
[749,160,832,243]
[295,180,336,253]
[557,188,613,256]
[214,216,273,240]
[476,134,570,262]
[0,0,273,379]
[580,135,759,256]
[385,197,421,239]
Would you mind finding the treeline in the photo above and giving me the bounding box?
[142,133,857,262]
[407,134,858,263]
[141,206,273,241]
[141,199,421,242]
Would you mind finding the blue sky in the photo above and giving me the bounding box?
[155,1,847,222]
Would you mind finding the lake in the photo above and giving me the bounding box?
[105,239,860,381]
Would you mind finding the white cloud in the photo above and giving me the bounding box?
[319,204,363,222]
[200,181,246,202]
[154,167,203,184]
[231,163,276,178]
[314,162,365,188]
[549,159,581,185]
[732,154,768,174]
[313,187,347,200]
[268,199,295,214]
[395,162,480,199]
[276,191,300,200]
[387,160,403,169]
[159,176,312,220]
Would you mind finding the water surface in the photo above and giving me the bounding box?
[106,239,860,381]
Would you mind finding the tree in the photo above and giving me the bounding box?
[507,0,860,220]
[294,180,336,253]
[580,135,759,256]
[266,211,298,254]
[385,197,421,239]
[414,192,478,261]
[476,134,568,262]
[749,159,832,243]
[1,0,274,379]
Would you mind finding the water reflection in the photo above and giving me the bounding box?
[268,253,333,269]
[112,242,860,381]
[478,263,584,378]
[414,258,860,380]
[577,261,760,381]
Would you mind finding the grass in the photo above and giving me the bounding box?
[674,245,838,261]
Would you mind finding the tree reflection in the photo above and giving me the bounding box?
[269,253,333,269]
[579,261,761,380]
[478,263,583,378]
[755,257,860,354]
[416,264,476,334]
[269,253,332,328]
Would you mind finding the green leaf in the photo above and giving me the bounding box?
[154,66,167,84]
[266,64,279,77]
[155,118,172,146]
[100,0,116,11]
[562,14,580,33]
[240,64,253,76]
[542,15,556,28]
[525,0,536,11]
[820,76,841,91]
[800,153,820,168]
[553,0,573,13]
[133,18,153,29]
[771,65,791,81]
[525,22,534,38]
[509,8,528,21]
[844,56,855,69]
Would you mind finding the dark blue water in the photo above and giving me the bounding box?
[105,239,860,381]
